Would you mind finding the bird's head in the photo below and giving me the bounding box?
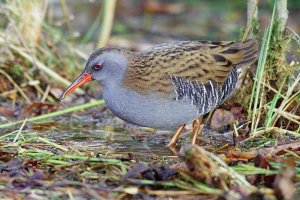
[59,47,128,100]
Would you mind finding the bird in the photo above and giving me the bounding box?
[59,39,258,147]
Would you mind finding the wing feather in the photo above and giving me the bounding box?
[124,39,258,96]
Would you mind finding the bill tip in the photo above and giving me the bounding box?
[58,94,65,101]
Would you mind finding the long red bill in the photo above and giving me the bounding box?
[59,73,92,100]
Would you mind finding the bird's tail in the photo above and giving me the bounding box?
[235,39,259,69]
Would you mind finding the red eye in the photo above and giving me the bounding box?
[93,63,103,71]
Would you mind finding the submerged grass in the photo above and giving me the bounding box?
[0,99,105,129]
[1,127,299,198]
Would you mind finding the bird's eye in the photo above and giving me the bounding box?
[93,63,103,71]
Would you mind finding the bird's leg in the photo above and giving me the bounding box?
[167,124,186,147]
[191,117,204,145]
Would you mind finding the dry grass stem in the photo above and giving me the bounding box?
[41,85,51,102]
[144,188,199,195]
[13,118,27,143]
[9,45,84,95]
[265,105,300,125]
[251,127,298,138]
[233,122,239,137]
[0,69,31,103]
[272,74,300,126]
[37,137,69,152]
[97,0,117,47]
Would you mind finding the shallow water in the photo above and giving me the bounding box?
[23,117,177,161]
[1,105,236,163]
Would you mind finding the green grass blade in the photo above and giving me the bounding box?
[264,75,287,127]
[250,0,277,132]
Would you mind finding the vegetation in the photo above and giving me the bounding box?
[0,0,299,199]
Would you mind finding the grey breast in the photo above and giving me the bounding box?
[170,68,239,116]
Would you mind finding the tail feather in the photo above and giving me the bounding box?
[235,39,259,69]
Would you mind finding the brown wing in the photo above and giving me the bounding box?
[123,40,258,95]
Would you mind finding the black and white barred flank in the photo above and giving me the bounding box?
[170,69,239,115]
